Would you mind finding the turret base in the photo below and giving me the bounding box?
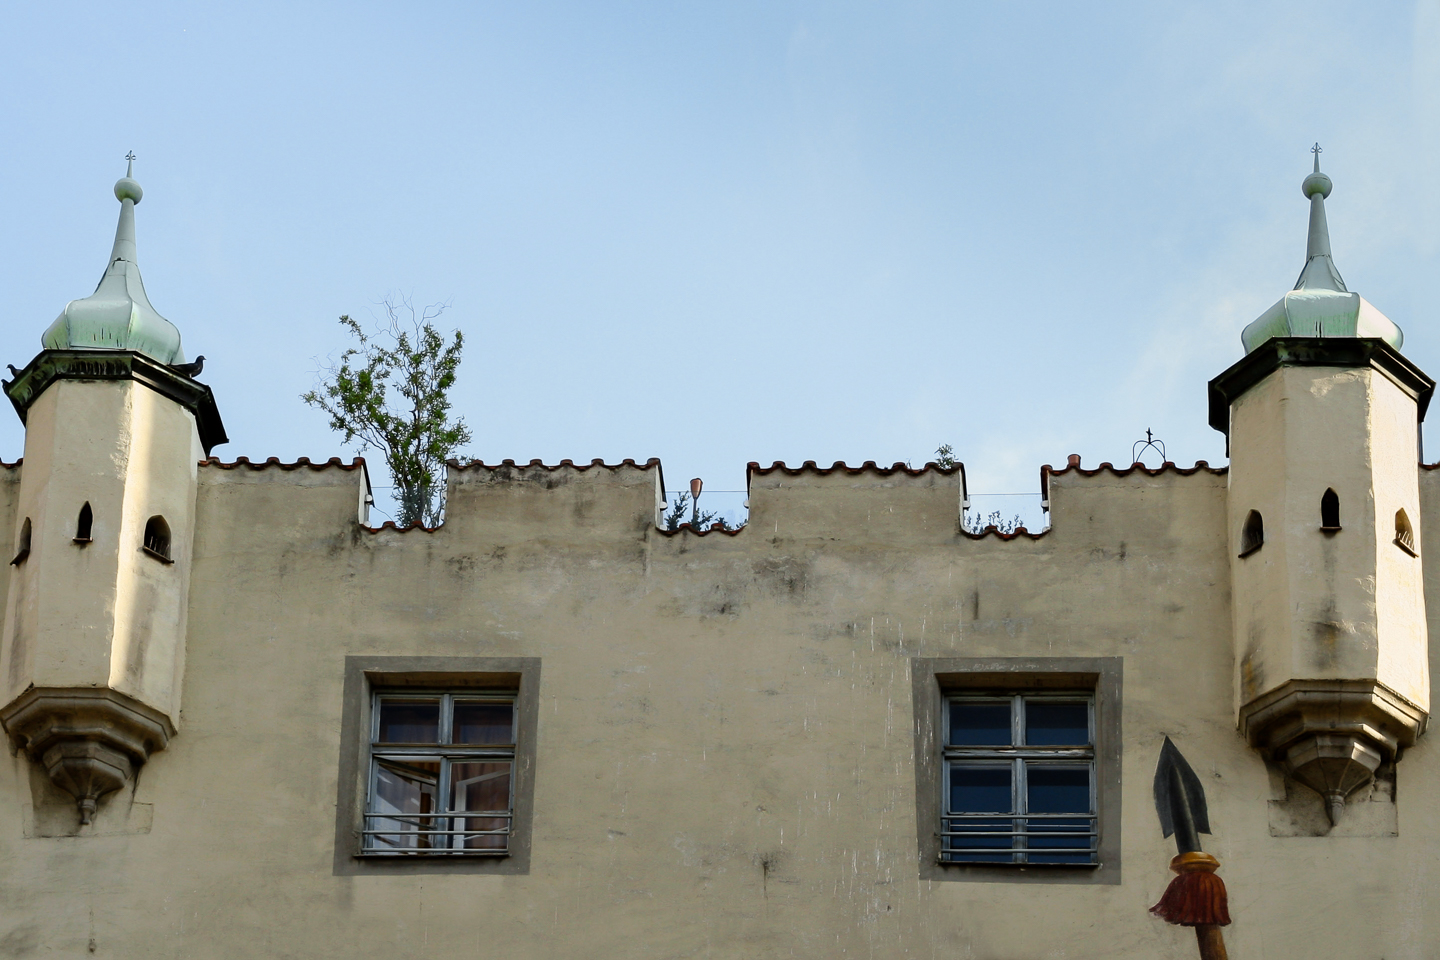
[1241,679,1426,824]
[1,688,174,825]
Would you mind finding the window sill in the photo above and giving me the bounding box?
[1237,543,1262,559]
[141,545,174,564]
[1320,526,1341,534]
[1394,537,1419,558]
[938,859,1100,869]
[355,850,510,859]
[9,549,28,566]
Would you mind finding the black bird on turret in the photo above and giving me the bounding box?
[170,355,205,378]
[6,365,21,378]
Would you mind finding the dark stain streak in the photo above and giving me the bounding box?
[1311,598,1343,671]
[755,557,810,599]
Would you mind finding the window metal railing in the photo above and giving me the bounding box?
[362,810,512,855]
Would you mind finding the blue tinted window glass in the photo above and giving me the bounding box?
[949,702,1012,745]
[1024,701,1089,745]
[1026,765,1090,814]
[943,817,1013,862]
[949,765,1013,814]
[377,700,441,743]
[453,702,514,745]
[1025,815,1093,863]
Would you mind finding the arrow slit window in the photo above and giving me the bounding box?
[943,694,1096,865]
[363,691,516,855]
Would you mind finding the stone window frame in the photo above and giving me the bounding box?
[333,656,541,876]
[912,656,1122,885]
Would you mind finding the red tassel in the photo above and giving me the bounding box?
[1150,852,1231,927]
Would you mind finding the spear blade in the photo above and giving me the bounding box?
[1152,737,1211,853]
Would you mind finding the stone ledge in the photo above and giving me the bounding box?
[1,687,175,825]
[2,349,227,454]
[1208,337,1435,435]
[1240,678,1427,824]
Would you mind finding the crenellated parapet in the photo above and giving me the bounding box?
[1042,459,1229,545]
[746,461,962,543]
[442,458,665,542]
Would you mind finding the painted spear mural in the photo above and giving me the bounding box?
[1151,737,1231,960]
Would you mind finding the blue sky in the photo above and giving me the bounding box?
[3,2,1438,525]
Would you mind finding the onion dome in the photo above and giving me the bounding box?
[1240,145,1402,354]
[41,155,186,364]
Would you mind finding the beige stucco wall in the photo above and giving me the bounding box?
[0,452,1437,958]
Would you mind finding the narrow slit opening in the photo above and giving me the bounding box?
[74,502,93,543]
[142,515,173,563]
[1320,489,1340,531]
[10,518,31,565]
[1395,509,1417,557]
[1239,510,1264,558]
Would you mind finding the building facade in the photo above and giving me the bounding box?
[1,156,1437,959]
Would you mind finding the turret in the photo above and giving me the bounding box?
[0,159,225,824]
[1210,146,1431,824]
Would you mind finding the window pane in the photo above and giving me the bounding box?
[453,701,515,745]
[1026,765,1091,814]
[368,758,440,850]
[376,699,441,743]
[949,764,1013,814]
[450,761,512,851]
[949,702,1012,745]
[1024,701,1089,745]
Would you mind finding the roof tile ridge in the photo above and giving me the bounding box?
[656,521,747,538]
[201,456,365,471]
[1040,459,1227,479]
[961,525,1049,542]
[362,520,439,534]
[748,459,959,477]
[450,457,660,472]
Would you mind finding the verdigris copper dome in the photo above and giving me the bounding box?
[41,157,186,365]
[1240,145,1402,354]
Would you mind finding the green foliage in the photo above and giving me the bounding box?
[662,492,744,532]
[303,298,471,528]
[936,442,1024,534]
[963,509,1025,536]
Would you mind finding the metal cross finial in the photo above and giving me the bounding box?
[125,151,136,177]
[1133,428,1167,467]
[1311,142,1322,172]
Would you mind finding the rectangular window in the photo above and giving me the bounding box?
[364,691,517,856]
[942,693,1096,865]
[911,658,1120,884]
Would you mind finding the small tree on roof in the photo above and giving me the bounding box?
[303,297,471,528]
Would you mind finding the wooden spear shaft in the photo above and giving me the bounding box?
[1194,924,1227,960]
